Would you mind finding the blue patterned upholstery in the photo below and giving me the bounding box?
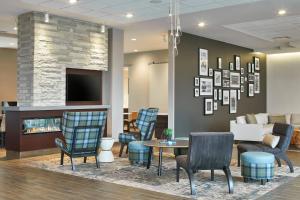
[128,141,150,165]
[119,133,137,144]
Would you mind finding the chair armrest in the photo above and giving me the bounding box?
[230,123,264,142]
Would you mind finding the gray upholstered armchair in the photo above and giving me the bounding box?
[237,123,294,173]
[176,132,234,195]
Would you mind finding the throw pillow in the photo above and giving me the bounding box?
[255,113,269,125]
[236,116,247,124]
[269,115,286,124]
[262,134,280,148]
[291,114,300,125]
[246,114,257,124]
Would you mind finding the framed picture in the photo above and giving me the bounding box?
[218,89,222,100]
[241,76,245,84]
[194,77,200,86]
[248,83,254,97]
[200,78,213,96]
[230,72,241,88]
[204,98,214,115]
[223,79,230,88]
[241,85,244,93]
[214,89,218,101]
[229,62,234,71]
[234,55,241,70]
[222,69,230,78]
[217,57,222,69]
[222,90,230,105]
[241,67,244,75]
[199,48,208,76]
[248,63,252,73]
[230,89,237,114]
[248,74,255,82]
[254,72,260,94]
[252,63,255,73]
[209,68,213,77]
[214,102,218,111]
[237,89,241,100]
[214,71,222,87]
[254,57,260,71]
[194,88,199,97]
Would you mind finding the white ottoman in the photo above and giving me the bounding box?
[99,137,114,162]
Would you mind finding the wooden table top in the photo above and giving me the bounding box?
[143,140,189,148]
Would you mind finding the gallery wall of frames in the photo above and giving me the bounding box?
[195,49,261,115]
[174,32,266,136]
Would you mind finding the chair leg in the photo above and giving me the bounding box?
[176,162,180,182]
[95,155,100,168]
[261,179,266,185]
[126,145,129,154]
[60,151,64,165]
[275,156,282,167]
[70,157,75,171]
[223,167,234,194]
[237,150,241,167]
[83,157,87,163]
[187,169,196,195]
[147,147,153,169]
[119,143,125,157]
[280,153,294,173]
[211,169,214,181]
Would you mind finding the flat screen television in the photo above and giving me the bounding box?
[66,70,101,103]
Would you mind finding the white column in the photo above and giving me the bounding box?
[168,37,175,135]
[102,28,124,140]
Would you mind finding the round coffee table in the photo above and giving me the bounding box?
[143,139,189,176]
[99,137,114,162]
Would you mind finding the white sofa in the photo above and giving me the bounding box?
[230,113,300,142]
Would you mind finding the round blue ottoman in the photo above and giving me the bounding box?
[128,141,150,165]
[241,152,275,185]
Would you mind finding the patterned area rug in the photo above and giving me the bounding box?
[22,154,300,200]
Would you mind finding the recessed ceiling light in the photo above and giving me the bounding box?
[133,49,138,52]
[69,0,78,4]
[278,9,286,16]
[13,27,17,31]
[100,25,105,33]
[198,22,206,27]
[44,13,49,23]
[131,38,137,41]
[126,13,133,18]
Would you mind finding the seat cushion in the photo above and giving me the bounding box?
[176,155,188,169]
[238,142,281,154]
[269,115,286,124]
[119,133,137,144]
[128,141,149,164]
[241,152,275,164]
[291,114,300,126]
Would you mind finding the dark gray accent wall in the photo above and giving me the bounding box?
[175,32,266,137]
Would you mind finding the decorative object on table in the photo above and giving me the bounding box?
[252,63,255,73]
[234,55,241,70]
[199,48,208,76]
[241,85,244,93]
[214,89,218,101]
[237,89,241,100]
[218,89,222,101]
[248,63,252,73]
[248,74,255,82]
[222,69,230,78]
[254,72,260,94]
[241,76,245,84]
[229,62,234,71]
[176,132,234,195]
[230,72,241,88]
[217,57,222,69]
[230,90,237,114]
[237,123,295,173]
[200,78,213,96]
[119,108,158,157]
[214,70,222,87]
[55,111,107,171]
[254,57,260,70]
[99,137,115,163]
[194,77,200,86]
[241,67,244,75]
[214,102,218,111]
[241,152,274,185]
[194,88,199,97]
[208,68,213,76]
[162,128,173,141]
[248,83,254,97]
[223,79,230,88]
[204,98,214,115]
[222,90,230,105]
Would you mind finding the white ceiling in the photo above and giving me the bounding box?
[1,0,300,54]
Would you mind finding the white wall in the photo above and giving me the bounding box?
[123,68,129,108]
[267,52,300,114]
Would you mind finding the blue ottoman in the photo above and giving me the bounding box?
[128,141,150,165]
[241,152,275,185]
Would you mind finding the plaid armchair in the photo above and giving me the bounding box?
[118,108,159,157]
[55,111,107,171]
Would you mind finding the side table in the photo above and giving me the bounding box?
[99,137,114,162]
